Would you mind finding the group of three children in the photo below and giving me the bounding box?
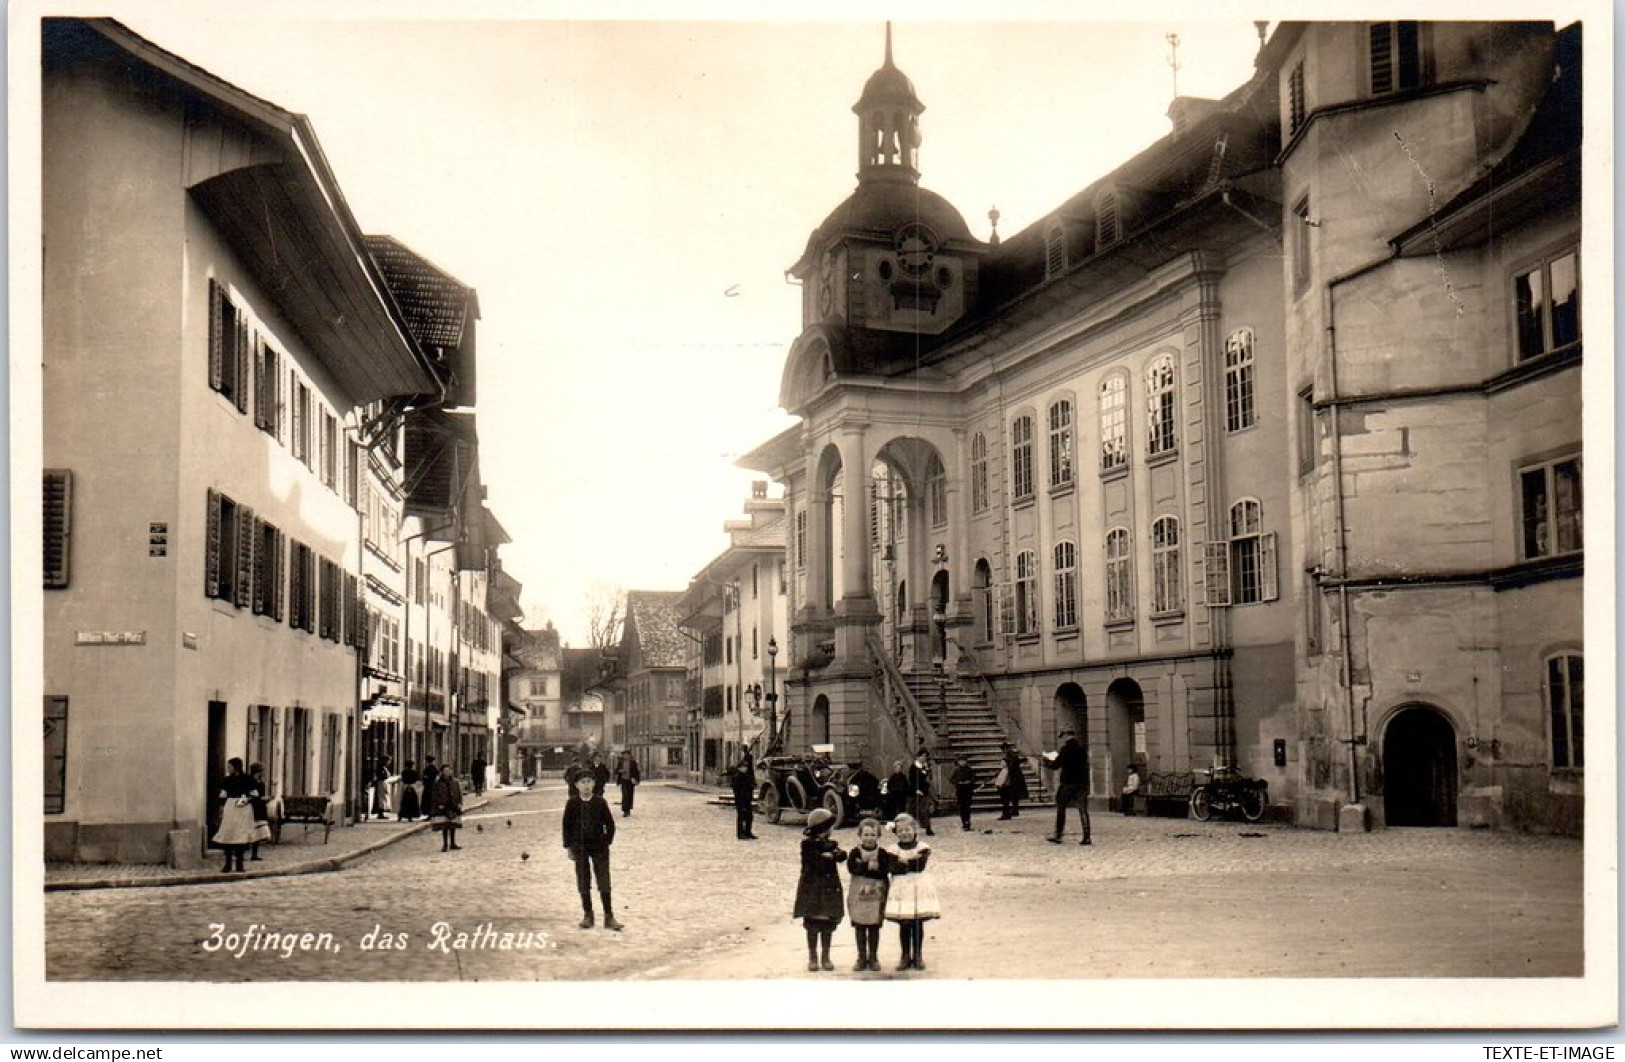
[793,808,939,973]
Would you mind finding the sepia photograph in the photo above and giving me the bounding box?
[10,0,1615,1034]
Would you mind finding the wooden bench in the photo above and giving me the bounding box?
[1122,772,1197,818]
[275,795,334,844]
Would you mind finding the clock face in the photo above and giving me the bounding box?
[895,223,938,277]
[818,251,839,317]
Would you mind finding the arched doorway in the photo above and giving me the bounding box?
[1054,683,1087,741]
[811,695,831,748]
[1383,705,1458,827]
[974,559,993,644]
[930,570,950,660]
[1105,678,1147,788]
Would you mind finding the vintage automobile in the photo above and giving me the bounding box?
[756,745,884,827]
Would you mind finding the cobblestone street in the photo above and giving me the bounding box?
[44,782,1585,983]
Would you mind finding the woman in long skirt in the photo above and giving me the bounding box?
[397,761,422,822]
[211,757,259,874]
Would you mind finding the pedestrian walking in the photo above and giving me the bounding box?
[427,764,463,852]
[469,755,487,796]
[844,817,892,972]
[793,808,846,972]
[562,772,621,930]
[908,752,936,836]
[588,751,611,798]
[1041,727,1091,845]
[211,757,258,874]
[996,741,1029,820]
[883,760,910,821]
[949,755,980,831]
[247,762,272,860]
[397,761,422,822]
[883,813,940,970]
[614,750,641,817]
[730,751,758,840]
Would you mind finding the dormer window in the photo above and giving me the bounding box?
[1369,22,1428,95]
[1095,189,1121,251]
[1044,221,1067,280]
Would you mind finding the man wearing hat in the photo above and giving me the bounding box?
[1040,726,1092,845]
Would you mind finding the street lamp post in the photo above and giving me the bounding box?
[765,636,779,755]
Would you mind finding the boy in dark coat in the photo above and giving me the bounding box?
[562,772,621,930]
[949,755,980,831]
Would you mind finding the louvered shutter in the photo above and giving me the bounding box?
[1260,532,1279,602]
[1203,541,1231,607]
[234,505,255,609]
[205,489,222,598]
[208,280,223,392]
[252,518,268,615]
[43,470,72,589]
[234,315,250,413]
[318,560,332,640]
[272,529,286,622]
[343,572,359,647]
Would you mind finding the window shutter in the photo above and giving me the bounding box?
[235,505,256,609]
[252,518,268,615]
[1203,541,1232,607]
[1260,532,1279,602]
[208,280,224,393]
[205,489,222,599]
[318,560,333,641]
[344,571,359,648]
[43,470,72,589]
[273,529,286,622]
[234,315,250,414]
[254,341,270,431]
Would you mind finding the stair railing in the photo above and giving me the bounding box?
[867,634,940,756]
[946,634,1049,801]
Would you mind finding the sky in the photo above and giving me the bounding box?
[53,2,1273,645]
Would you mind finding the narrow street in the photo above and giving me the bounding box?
[46,783,1584,982]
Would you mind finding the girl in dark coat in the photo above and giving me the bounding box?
[427,765,463,852]
[845,817,892,971]
[792,807,845,971]
[397,761,422,822]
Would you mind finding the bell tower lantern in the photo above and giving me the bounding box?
[854,24,923,184]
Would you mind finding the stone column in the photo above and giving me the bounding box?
[831,424,880,674]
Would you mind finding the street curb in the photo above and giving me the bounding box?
[44,794,505,892]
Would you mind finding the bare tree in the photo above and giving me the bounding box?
[584,583,626,654]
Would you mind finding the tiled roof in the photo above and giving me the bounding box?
[730,510,786,550]
[625,590,688,670]
[364,235,473,350]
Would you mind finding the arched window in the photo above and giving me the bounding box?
[1044,221,1067,279]
[970,432,989,513]
[1204,499,1278,606]
[1146,354,1177,456]
[1100,375,1127,472]
[1053,541,1078,629]
[1105,528,1134,623]
[1048,399,1074,489]
[1224,328,1257,432]
[1095,188,1121,251]
[974,558,994,643]
[1012,415,1035,501]
[926,454,947,528]
[1546,653,1584,769]
[1015,550,1039,636]
[1152,516,1182,613]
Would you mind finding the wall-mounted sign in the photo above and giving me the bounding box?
[182,632,198,650]
[76,631,146,646]
[1405,671,1422,683]
[149,522,169,557]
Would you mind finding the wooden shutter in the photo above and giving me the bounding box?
[1203,541,1232,607]
[318,559,333,640]
[1260,532,1279,602]
[205,489,222,599]
[233,505,255,609]
[272,529,286,621]
[43,470,72,589]
[208,280,224,393]
[234,314,250,413]
[343,572,359,648]
[252,518,268,615]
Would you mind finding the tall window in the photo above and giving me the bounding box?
[1048,399,1074,488]
[1514,249,1580,362]
[926,455,947,527]
[1224,329,1256,432]
[1012,415,1035,501]
[1146,355,1177,457]
[1015,550,1039,636]
[291,378,312,468]
[208,280,249,412]
[1292,197,1312,296]
[1369,21,1425,95]
[1105,528,1134,623]
[43,470,72,589]
[1151,516,1182,614]
[975,559,994,642]
[1207,500,1278,606]
[1053,541,1078,629]
[795,510,807,570]
[321,410,339,490]
[205,489,255,609]
[970,432,989,513]
[1297,387,1318,474]
[1547,654,1584,769]
[254,340,282,438]
[1520,455,1583,559]
[1100,376,1127,472]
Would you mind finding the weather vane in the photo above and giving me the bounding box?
[1166,32,1181,99]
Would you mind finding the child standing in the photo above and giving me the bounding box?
[883,813,940,971]
[562,772,622,930]
[949,755,980,831]
[792,807,846,971]
[845,817,892,972]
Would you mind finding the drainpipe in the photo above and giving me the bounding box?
[1323,253,1394,807]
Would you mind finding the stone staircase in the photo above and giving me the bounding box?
[902,670,1046,812]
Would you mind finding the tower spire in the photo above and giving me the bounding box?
[853,22,924,184]
[885,21,893,66]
